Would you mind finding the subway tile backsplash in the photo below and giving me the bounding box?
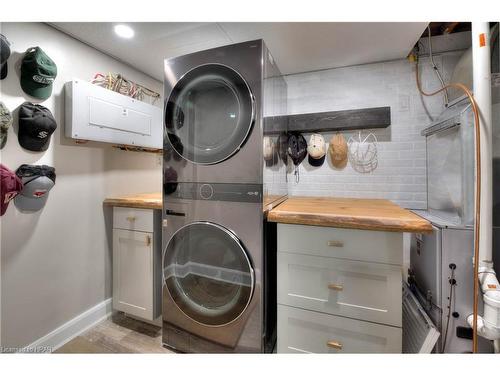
[277,51,464,209]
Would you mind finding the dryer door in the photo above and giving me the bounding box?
[163,221,255,326]
[165,64,255,165]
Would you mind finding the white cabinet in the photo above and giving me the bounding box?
[112,208,161,321]
[65,80,162,148]
[277,224,404,353]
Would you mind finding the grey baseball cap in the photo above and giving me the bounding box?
[14,165,56,212]
[0,102,13,149]
[0,34,11,80]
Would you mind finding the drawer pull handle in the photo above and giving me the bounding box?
[326,341,342,350]
[327,340,343,350]
[328,283,344,291]
[126,216,136,222]
[146,235,151,247]
[327,240,344,247]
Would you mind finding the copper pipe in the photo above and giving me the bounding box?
[415,57,481,353]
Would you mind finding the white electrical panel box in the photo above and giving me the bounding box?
[64,79,162,148]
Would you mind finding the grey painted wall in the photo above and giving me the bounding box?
[0,23,162,348]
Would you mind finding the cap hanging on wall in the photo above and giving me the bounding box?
[18,102,57,152]
[263,136,277,167]
[287,132,307,183]
[14,165,56,212]
[0,164,23,216]
[277,133,289,165]
[307,133,326,167]
[20,47,57,100]
[0,34,11,80]
[329,133,348,169]
[0,102,13,149]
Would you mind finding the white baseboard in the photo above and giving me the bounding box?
[24,298,113,353]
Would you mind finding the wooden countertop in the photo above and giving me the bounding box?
[103,193,284,214]
[103,194,432,233]
[267,196,432,233]
[103,193,162,210]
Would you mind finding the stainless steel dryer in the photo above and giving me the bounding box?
[163,39,287,185]
[161,183,276,353]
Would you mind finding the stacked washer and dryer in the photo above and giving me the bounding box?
[161,40,288,353]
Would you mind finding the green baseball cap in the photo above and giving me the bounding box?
[20,47,57,100]
[0,102,13,149]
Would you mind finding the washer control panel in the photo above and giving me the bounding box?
[164,182,262,203]
[199,184,214,200]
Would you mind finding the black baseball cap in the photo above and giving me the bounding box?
[18,102,57,152]
[20,47,57,100]
[0,34,11,80]
[287,132,307,166]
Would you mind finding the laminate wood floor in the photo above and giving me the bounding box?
[55,313,173,354]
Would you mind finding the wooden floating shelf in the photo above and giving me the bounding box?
[264,106,391,134]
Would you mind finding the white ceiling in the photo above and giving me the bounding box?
[51,22,427,81]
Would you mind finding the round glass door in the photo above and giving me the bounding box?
[165,64,255,165]
[163,222,254,326]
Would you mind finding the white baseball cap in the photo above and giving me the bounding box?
[307,133,326,167]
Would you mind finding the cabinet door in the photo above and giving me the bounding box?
[113,229,154,320]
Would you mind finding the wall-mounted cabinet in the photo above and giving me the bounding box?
[64,79,162,148]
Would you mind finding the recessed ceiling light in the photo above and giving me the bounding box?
[114,24,135,39]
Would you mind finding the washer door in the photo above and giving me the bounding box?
[163,222,254,326]
[165,64,255,165]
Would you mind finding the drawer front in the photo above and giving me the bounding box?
[278,252,402,326]
[277,305,402,353]
[113,207,154,232]
[277,224,403,265]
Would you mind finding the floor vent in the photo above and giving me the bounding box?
[402,283,440,353]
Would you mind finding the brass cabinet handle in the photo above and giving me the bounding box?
[126,216,136,222]
[328,283,344,291]
[146,235,151,247]
[327,340,343,350]
[327,240,344,247]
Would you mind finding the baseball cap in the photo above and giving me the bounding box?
[277,133,289,165]
[307,133,326,167]
[20,47,57,100]
[0,34,11,80]
[287,132,307,166]
[18,102,57,151]
[263,136,277,166]
[1,164,23,216]
[14,165,56,212]
[288,132,307,183]
[329,133,348,169]
[0,102,13,149]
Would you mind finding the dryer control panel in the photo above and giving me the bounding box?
[164,182,262,203]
